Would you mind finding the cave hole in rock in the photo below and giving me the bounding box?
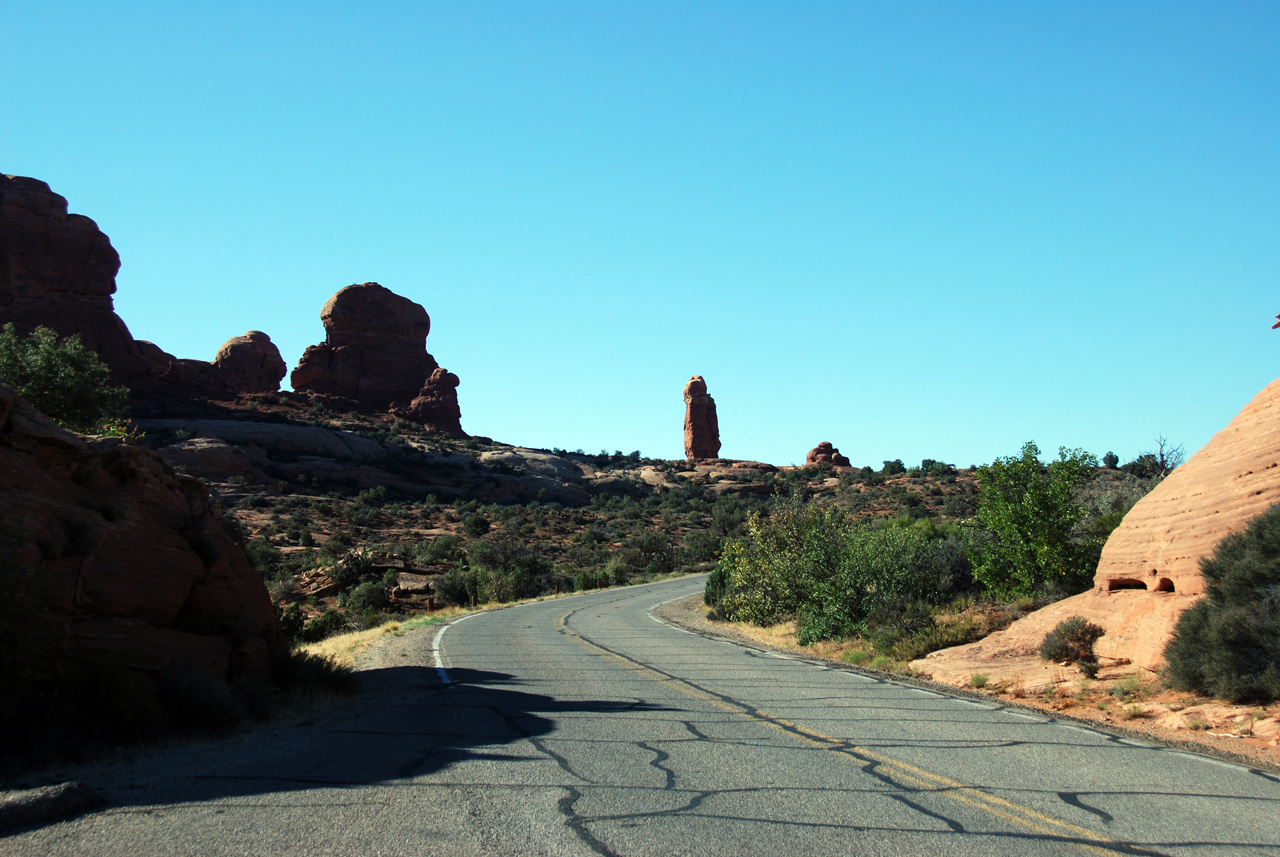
[1154,578,1176,592]
[1107,578,1149,591]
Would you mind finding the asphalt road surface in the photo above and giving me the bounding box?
[8,575,1280,855]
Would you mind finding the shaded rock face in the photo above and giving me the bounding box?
[683,375,720,460]
[0,174,148,385]
[914,375,1280,678]
[291,283,440,410]
[391,368,465,437]
[213,331,286,394]
[0,175,280,400]
[0,383,285,683]
[806,442,851,468]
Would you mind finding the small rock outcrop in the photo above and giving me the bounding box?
[0,383,285,682]
[391,368,465,437]
[806,442,851,467]
[683,375,721,460]
[913,374,1280,683]
[212,331,287,394]
[291,283,439,410]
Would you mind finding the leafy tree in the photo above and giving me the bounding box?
[0,324,127,431]
[1102,451,1119,469]
[972,441,1099,598]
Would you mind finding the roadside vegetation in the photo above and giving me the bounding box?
[703,442,1171,673]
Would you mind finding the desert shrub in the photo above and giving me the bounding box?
[278,602,305,643]
[436,567,479,607]
[1165,504,1280,702]
[346,580,389,612]
[245,536,284,579]
[417,534,465,565]
[684,528,722,563]
[0,323,128,432]
[355,485,389,508]
[1039,616,1105,677]
[159,668,247,733]
[301,609,349,643]
[709,498,974,645]
[574,568,611,591]
[275,650,358,694]
[882,459,906,476]
[331,548,375,590]
[462,514,491,536]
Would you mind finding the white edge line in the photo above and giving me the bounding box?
[433,612,479,685]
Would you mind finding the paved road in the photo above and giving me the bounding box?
[8,576,1280,855]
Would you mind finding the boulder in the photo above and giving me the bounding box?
[391,367,465,436]
[683,375,721,460]
[291,283,441,410]
[913,375,1280,681]
[213,331,287,394]
[0,383,285,682]
[806,442,851,467]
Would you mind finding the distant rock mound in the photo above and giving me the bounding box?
[683,375,721,460]
[913,375,1280,685]
[392,367,465,437]
[213,331,287,394]
[0,174,283,399]
[0,383,285,683]
[806,442,851,467]
[291,282,456,416]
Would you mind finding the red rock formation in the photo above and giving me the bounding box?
[291,283,441,410]
[391,368,465,437]
[213,331,287,393]
[0,174,151,386]
[913,375,1280,682]
[806,442,851,467]
[0,382,285,682]
[683,375,721,460]
[0,174,279,400]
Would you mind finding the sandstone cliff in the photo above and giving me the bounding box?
[0,383,285,683]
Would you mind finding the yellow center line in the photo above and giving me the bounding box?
[556,610,1139,856]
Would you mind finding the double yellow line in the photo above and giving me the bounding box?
[557,610,1149,857]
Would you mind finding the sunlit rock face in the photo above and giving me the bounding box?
[683,375,720,460]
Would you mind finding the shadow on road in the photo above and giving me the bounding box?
[60,666,677,815]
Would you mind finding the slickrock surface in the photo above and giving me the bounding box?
[806,441,851,467]
[291,282,442,411]
[0,383,285,682]
[212,331,287,393]
[914,376,1280,684]
[683,375,721,460]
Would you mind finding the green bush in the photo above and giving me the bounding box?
[0,323,128,431]
[972,441,1099,598]
[462,514,491,537]
[301,609,349,643]
[1165,505,1280,702]
[708,498,976,645]
[346,580,389,612]
[1039,616,1105,677]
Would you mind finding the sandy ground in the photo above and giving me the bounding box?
[656,593,1280,774]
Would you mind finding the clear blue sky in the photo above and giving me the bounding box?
[3,2,1276,467]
